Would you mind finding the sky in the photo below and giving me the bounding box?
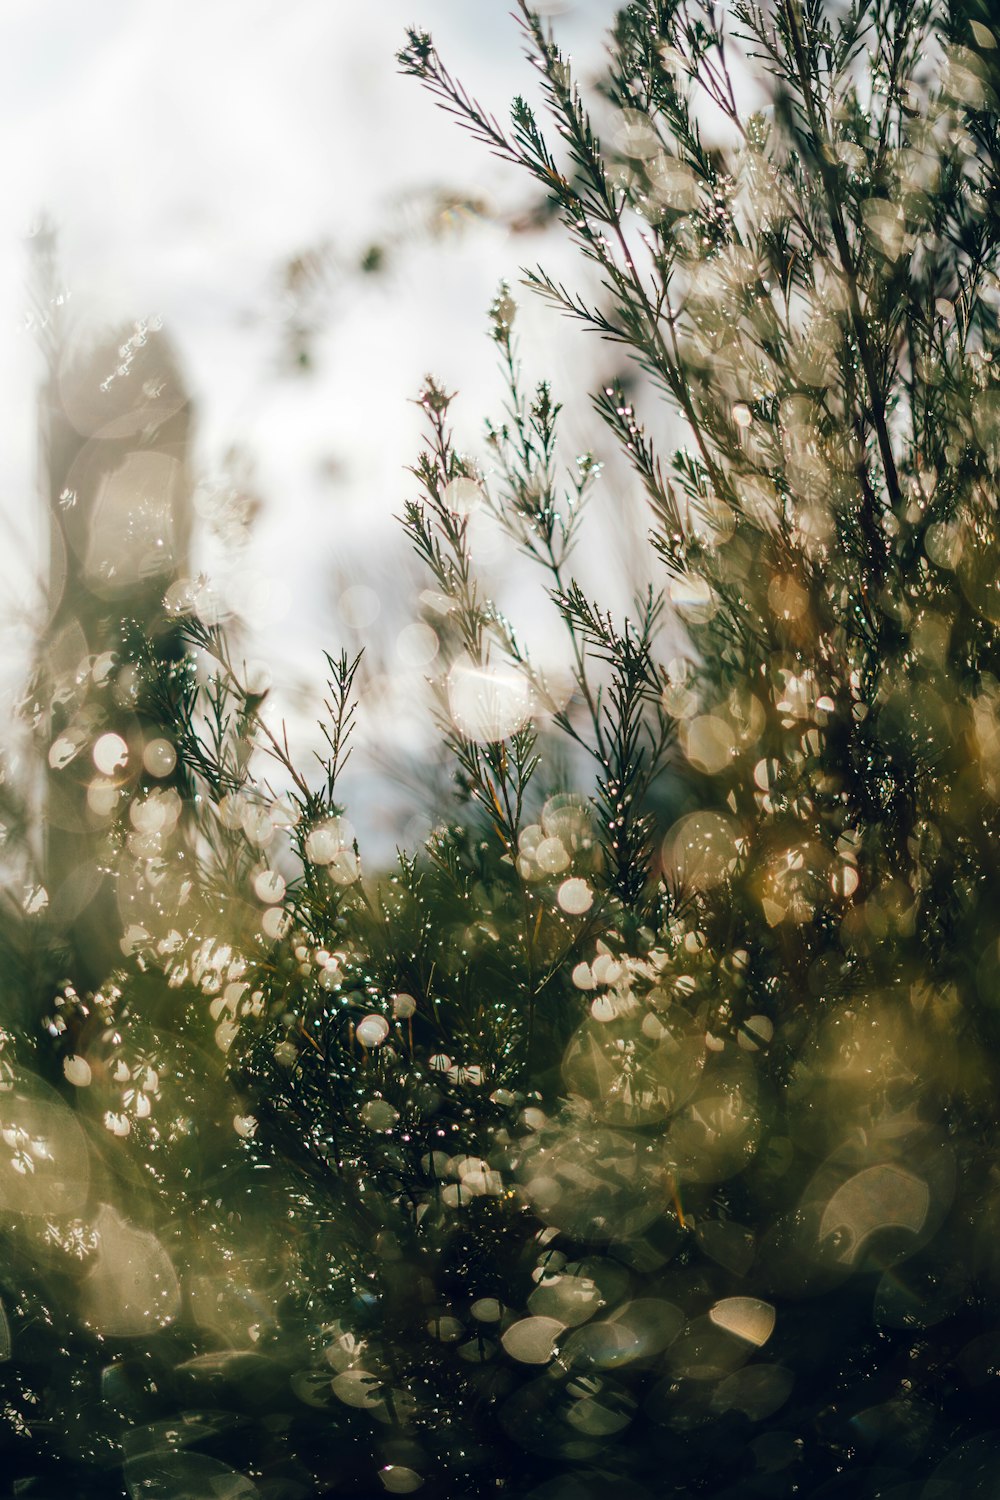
[0,0,644,851]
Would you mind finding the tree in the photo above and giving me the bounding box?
[4,1,1000,1495]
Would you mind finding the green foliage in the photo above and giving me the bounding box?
[4,2,1000,1496]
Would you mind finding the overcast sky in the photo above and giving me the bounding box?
[0,0,640,848]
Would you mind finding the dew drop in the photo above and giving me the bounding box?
[93,732,129,775]
[379,1465,423,1493]
[558,878,593,915]
[501,1315,565,1364]
[142,738,177,777]
[48,736,79,771]
[441,475,483,516]
[361,1099,399,1132]
[356,1015,390,1048]
[254,869,286,905]
[709,1296,776,1347]
[63,1055,92,1088]
[262,906,292,941]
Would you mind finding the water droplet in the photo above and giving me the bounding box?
[93,732,129,775]
[501,1315,565,1364]
[143,738,176,777]
[535,836,570,874]
[304,817,354,865]
[48,736,80,770]
[379,1465,423,1493]
[356,1015,390,1048]
[441,475,483,516]
[447,655,533,743]
[253,869,286,905]
[63,1055,92,1088]
[557,878,593,915]
[361,1099,399,1132]
[709,1296,776,1347]
[261,906,292,941]
[331,1368,384,1409]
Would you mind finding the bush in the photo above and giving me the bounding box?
[4,2,1000,1495]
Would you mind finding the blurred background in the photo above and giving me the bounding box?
[0,0,658,859]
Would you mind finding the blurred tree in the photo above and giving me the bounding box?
[0,233,204,1498]
[29,224,193,987]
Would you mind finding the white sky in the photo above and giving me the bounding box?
[0,0,654,851]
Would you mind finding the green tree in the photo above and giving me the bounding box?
[5,2,1000,1496]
